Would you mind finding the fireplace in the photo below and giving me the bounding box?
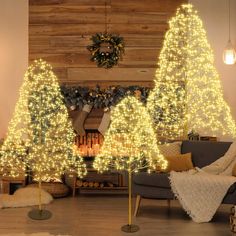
[75,130,103,157]
[73,128,127,195]
[64,85,150,195]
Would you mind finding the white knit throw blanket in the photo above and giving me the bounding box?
[169,141,236,223]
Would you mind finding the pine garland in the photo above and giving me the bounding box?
[61,85,150,110]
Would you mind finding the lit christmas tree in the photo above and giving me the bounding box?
[93,96,167,232]
[147,4,236,140]
[0,59,87,219]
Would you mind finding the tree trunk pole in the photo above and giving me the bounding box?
[128,168,132,226]
[38,174,42,211]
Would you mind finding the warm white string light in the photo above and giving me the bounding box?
[93,96,167,231]
[93,96,167,173]
[148,4,236,141]
[0,59,87,181]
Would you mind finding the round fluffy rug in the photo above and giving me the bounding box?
[0,187,53,209]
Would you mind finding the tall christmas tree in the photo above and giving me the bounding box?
[0,59,87,219]
[94,96,167,232]
[147,4,236,140]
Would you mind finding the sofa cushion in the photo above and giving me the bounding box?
[133,172,170,188]
[132,184,174,199]
[181,140,232,168]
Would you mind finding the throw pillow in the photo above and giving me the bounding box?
[158,141,182,157]
[165,153,194,172]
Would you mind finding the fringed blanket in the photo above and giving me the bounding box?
[169,141,236,223]
[170,170,235,223]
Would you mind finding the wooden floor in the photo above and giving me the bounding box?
[0,195,233,236]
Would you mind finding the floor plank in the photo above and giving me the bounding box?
[0,196,233,236]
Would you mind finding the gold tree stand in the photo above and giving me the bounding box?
[28,209,52,220]
[121,224,139,233]
[121,170,139,233]
[28,178,52,220]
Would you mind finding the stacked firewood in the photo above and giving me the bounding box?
[230,206,236,233]
[76,180,115,188]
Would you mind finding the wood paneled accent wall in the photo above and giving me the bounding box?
[29,0,186,88]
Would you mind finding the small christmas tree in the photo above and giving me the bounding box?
[94,96,167,232]
[0,59,87,219]
[147,4,236,140]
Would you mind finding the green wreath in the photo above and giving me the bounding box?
[87,33,125,69]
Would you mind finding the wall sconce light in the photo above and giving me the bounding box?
[223,0,236,65]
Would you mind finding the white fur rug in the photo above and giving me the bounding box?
[0,233,70,236]
[0,187,53,208]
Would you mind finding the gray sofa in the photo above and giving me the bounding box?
[132,140,236,216]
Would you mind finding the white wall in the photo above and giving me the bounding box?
[0,0,28,139]
[190,0,236,120]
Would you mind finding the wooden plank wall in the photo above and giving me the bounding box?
[29,0,186,88]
